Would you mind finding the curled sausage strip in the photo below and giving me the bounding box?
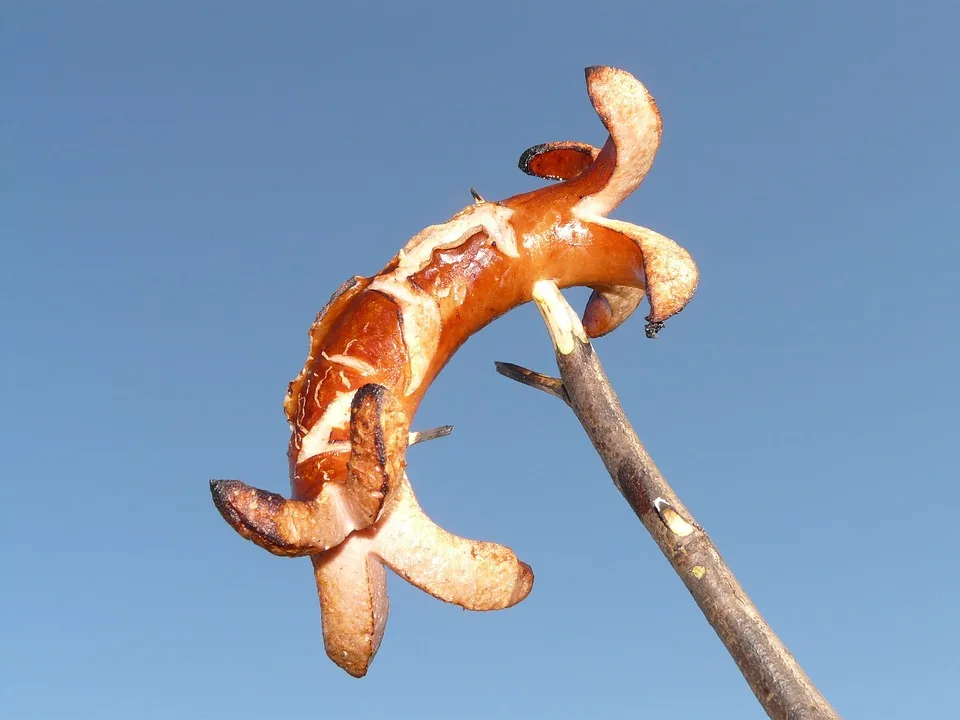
[211,66,698,676]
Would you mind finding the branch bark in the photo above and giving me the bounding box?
[497,280,839,719]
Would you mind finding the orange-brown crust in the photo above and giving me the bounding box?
[213,66,699,678]
[285,72,696,507]
[286,214,655,502]
[288,290,409,499]
[284,276,369,424]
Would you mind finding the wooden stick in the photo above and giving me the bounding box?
[495,280,839,719]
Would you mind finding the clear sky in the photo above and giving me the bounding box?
[3,2,958,718]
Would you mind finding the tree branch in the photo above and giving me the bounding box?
[496,280,838,719]
[493,363,569,405]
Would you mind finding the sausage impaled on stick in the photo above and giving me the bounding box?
[211,66,699,677]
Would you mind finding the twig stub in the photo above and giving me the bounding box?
[494,362,570,405]
[408,425,454,446]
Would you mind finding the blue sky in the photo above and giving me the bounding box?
[3,2,958,718]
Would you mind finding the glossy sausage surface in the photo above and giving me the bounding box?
[211,66,699,677]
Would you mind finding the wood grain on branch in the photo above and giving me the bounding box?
[496,280,839,720]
